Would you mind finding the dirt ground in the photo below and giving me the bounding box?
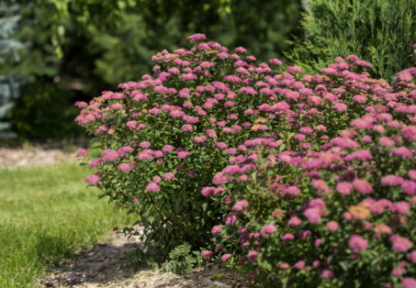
[37,231,242,288]
[0,143,78,169]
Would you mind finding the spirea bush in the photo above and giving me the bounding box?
[206,53,416,286]
[74,33,313,258]
[75,33,416,286]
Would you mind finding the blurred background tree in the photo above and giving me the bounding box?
[4,0,302,142]
[0,0,26,139]
[286,0,416,79]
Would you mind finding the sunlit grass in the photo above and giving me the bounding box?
[0,162,133,288]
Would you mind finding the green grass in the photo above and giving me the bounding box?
[0,162,134,288]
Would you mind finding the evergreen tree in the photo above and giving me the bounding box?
[286,0,416,80]
[0,0,25,139]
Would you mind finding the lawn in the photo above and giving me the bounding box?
[0,161,133,288]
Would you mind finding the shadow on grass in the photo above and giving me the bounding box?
[35,234,75,267]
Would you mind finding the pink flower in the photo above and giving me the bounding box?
[381,175,404,186]
[118,163,132,172]
[260,224,276,238]
[224,212,237,225]
[288,216,302,226]
[319,269,334,279]
[300,126,313,134]
[247,250,259,262]
[394,201,411,214]
[304,208,321,224]
[221,254,232,262]
[201,187,215,197]
[136,123,146,130]
[353,179,373,194]
[201,250,213,260]
[182,73,197,81]
[346,55,359,61]
[326,221,339,232]
[138,151,153,161]
[215,244,223,252]
[89,158,102,168]
[169,110,185,117]
[336,182,353,195]
[349,234,369,253]
[312,179,327,192]
[409,170,416,180]
[101,149,119,162]
[193,136,206,143]
[223,165,239,175]
[225,75,242,83]
[235,46,247,53]
[379,136,395,147]
[402,126,416,141]
[215,142,227,149]
[85,174,100,185]
[213,172,227,185]
[117,146,134,156]
[390,235,412,253]
[211,225,222,235]
[139,141,151,148]
[391,264,406,276]
[110,103,123,110]
[334,103,347,112]
[181,124,193,131]
[153,150,164,158]
[287,66,302,74]
[298,230,311,239]
[294,260,305,270]
[286,186,301,196]
[146,182,160,192]
[282,233,294,241]
[269,58,282,65]
[75,101,88,108]
[233,199,248,211]
[407,251,416,263]
[187,33,206,42]
[76,149,90,158]
[163,172,175,180]
[393,147,412,158]
[162,145,175,153]
[402,278,416,288]
[280,263,290,269]
[178,88,190,100]
[345,150,372,161]
[206,129,218,139]
[152,176,162,183]
[403,181,416,195]
[356,60,371,67]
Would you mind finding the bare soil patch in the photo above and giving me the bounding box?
[0,143,79,169]
[38,231,243,288]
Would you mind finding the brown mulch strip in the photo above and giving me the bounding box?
[0,140,86,169]
[37,232,243,288]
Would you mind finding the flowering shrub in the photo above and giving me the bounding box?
[75,34,304,257]
[206,59,416,286]
[75,32,416,286]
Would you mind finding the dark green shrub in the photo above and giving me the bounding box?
[286,0,416,80]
